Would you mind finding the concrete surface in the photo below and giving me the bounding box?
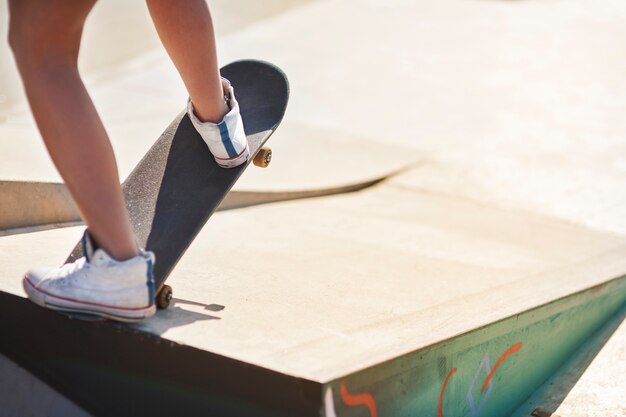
[1,0,626,414]
[1,168,625,383]
[0,0,419,190]
[4,0,626,209]
[0,0,315,116]
[0,172,395,231]
[0,181,79,232]
[216,0,626,235]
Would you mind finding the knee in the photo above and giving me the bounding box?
[8,14,81,72]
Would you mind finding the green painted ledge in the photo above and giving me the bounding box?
[322,275,626,417]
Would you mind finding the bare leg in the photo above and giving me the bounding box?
[9,0,138,260]
[146,0,229,123]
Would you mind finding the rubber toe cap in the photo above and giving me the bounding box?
[23,267,54,288]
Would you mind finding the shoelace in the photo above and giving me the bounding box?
[56,257,87,278]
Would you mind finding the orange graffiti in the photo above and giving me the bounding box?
[438,367,458,417]
[481,342,522,392]
[340,383,378,417]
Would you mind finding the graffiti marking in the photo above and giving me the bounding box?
[340,383,378,417]
[324,387,338,417]
[481,342,522,392]
[438,367,458,417]
[467,353,493,417]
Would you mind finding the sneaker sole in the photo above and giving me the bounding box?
[23,276,156,323]
[215,145,250,169]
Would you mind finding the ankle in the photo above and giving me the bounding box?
[89,232,139,261]
[107,246,140,262]
[190,98,229,124]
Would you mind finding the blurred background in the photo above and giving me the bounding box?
[1,0,625,235]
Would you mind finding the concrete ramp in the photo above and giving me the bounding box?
[1,168,625,416]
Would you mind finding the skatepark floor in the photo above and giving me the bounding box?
[1,0,626,415]
[1,167,625,384]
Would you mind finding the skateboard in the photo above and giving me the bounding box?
[67,59,289,309]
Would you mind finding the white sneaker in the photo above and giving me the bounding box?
[187,78,250,168]
[23,231,156,323]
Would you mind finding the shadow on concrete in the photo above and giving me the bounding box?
[174,298,226,312]
[134,300,222,337]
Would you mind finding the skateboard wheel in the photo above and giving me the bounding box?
[253,147,272,168]
[156,285,173,309]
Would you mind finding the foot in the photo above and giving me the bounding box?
[23,231,156,323]
[187,78,250,168]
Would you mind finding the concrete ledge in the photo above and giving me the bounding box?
[0,181,80,231]
[1,277,623,416]
[322,276,626,417]
[0,292,321,417]
[0,170,404,232]
[2,175,626,416]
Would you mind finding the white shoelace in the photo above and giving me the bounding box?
[55,257,87,278]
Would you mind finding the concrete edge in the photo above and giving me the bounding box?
[0,166,410,232]
[0,291,322,417]
[320,275,626,417]
[511,304,626,417]
[0,181,80,232]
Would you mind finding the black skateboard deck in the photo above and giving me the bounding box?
[68,60,289,308]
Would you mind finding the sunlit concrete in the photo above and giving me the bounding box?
[2,0,625,222]
[0,0,625,412]
[1,169,625,382]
